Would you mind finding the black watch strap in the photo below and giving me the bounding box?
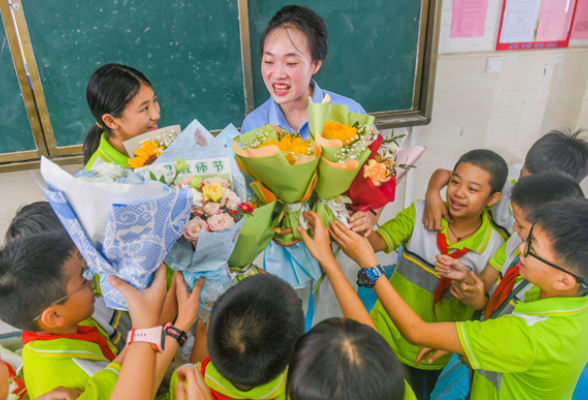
[164,323,187,346]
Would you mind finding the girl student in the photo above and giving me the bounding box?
[241,5,384,325]
[83,63,160,170]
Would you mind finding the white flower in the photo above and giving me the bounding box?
[192,188,204,205]
[387,142,400,154]
[95,163,125,181]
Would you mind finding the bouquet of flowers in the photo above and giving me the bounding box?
[348,132,427,211]
[40,158,193,310]
[307,96,378,227]
[124,125,181,169]
[233,124,322,244]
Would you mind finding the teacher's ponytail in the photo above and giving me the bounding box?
[83,63,151,165]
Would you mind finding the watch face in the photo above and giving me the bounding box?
[358,271,371,287]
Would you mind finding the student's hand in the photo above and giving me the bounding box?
[35,387,82,400]
[435,255,469,281]
[174,273,205,333]
[297,211,336,266]
[328,220,379,269]
[348,210,379,237]
[175,366,212,400]
[451,274,487,311]
[108,263,168,329]
[423,191,452,231]
[272,228,299,247]
[415,347,450,366]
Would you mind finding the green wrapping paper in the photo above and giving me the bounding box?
[228,182,278,271]
[307,97,376,227]
[232,125,321,243]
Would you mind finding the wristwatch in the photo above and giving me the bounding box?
[164,322,188,346]
[126,326,165,352]
[357,264,385,289]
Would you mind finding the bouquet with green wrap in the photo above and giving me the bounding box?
[307,95,379,227]
[232,125,321,244]
[228,182,278,282]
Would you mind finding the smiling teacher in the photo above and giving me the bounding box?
[242,5,383,326]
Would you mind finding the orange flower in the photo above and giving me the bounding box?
[363,159,392,187]
[128,140,164,169]
[259,133,311,165]
[322,121,358,145]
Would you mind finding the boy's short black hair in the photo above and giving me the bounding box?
[207,274,304,388]
[525,128,588,183]
[5,201,65,242]
[0,233,75,331]
[453,149,509,195]
[534,198,588,284]
[287,318,406,400]
[511,171,584,222]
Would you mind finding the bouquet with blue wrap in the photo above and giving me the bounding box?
[141,120,247,313]
[39,157,193,310]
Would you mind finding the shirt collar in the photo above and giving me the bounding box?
[203,361,286,399]
[99,132,129,166]
[440,206,493,253]
[268,79,324,134]
[514,292,588,317]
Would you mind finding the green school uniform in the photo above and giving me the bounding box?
[372,201,505,369]
[84,132,129,171]
[457,292,588,400]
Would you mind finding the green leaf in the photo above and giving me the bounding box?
[159,175,167,184]
[149,171,157,181]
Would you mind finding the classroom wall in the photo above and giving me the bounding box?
[380,0,588,225]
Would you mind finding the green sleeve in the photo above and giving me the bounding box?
[488,241,507,272]
[77,363,121,400]
[375,203,416,253]
[456,317,536,373]
[403,380,417,400]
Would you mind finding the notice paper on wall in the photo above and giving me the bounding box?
[571,0,588,39]
[450,0,491,38]
[499,0,543,43]
[536,0,575,41]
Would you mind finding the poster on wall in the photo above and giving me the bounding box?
[496,0,579,50]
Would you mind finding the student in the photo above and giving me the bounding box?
[320,197,588,400]
[241,4,381,325]
[83,63,160,170]
[171,274,305,400]
[5,201,132,354]
[435,171,584,315]
[0,233,201,399]
[423,128,588,235]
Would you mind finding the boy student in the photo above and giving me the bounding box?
[317,197,588,400]
[435,171,584,316]
[171,274,305,400]
[5,201,132,353]
[342,150,508,400]
[423,128,588,235]
[0,232,203,399]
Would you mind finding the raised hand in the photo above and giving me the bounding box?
[328,220,379,269]
[174,273,205,333]
[348,210,379,237]
[297,211,335,265]
[434,255,470,282]
[175,366,212,400]
[450,274,487,310]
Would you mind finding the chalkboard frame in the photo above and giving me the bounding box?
[1,0,440,171]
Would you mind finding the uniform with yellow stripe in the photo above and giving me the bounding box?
[22,318,120,399]
[84,132,130,172]
[457,290,588,399]
[371,201,505,369]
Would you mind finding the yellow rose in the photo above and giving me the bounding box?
[202,183,225,202]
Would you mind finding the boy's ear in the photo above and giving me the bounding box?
[552,271,579,293]
[102,114,118,130]
[39,307,66,330]
[486,192,502,207]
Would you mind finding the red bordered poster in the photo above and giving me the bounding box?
[496,0,579,51]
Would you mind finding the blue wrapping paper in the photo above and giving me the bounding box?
[263,241,322,289]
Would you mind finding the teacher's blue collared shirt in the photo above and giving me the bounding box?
[241,80,367,140]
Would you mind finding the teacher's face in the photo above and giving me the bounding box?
[261,28,322,107]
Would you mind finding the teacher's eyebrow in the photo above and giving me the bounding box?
[263,51,301,57]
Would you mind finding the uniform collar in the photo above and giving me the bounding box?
[203,360,286,399]
[440,206,493,253]
[513,292,588,317]
[99,132,130,166]
[268,79,324,133]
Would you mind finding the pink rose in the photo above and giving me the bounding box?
[201,177,230,189]
[220,189,240,210]
[207,213,235,231]
[179,176,193,187]
[183,217,209,244]
[192,204,204,215]
[203,202,221,216]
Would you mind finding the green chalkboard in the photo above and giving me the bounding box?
[0,20,37,154]
[22,0,245,148]
[248,1,422,113]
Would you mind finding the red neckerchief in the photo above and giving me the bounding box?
[433,232,470,318]
[484,264,521,321]
[199,357,276,400]
[21,325,115,361]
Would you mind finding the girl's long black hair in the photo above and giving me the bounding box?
[83,63,151,164]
